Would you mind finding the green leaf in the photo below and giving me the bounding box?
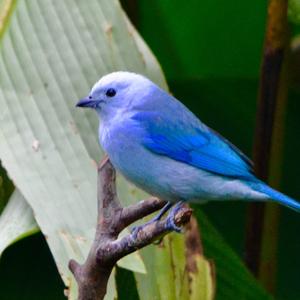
[134,209,271,300]
[0,0,165,298]
[0,190,38,256]
[194,209,272,300]
[105,269,118,300]
[289,0,300,24]
[134,218,215,300]
[153,234,189,300]
[189,255,215,300]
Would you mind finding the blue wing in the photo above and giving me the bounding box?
[132,112,255,180]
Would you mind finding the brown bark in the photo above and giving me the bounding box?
[69,157,192,299]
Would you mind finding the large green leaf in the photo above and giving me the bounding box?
[0,190,38,256]
[0,0,165,298]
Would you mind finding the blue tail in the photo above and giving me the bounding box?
[253,181,300,212]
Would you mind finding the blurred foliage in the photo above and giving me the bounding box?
[169,77,300,300]
[289,0,300,24]
[138,0,267,79]
[116,267,140,300]
[137,1,300,299]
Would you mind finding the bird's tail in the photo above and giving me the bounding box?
[253,181,300,212]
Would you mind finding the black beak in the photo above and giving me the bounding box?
[76,97,96,108]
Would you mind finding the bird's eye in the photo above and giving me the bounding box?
[106,88,116,97]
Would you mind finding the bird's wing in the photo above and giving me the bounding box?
[132,111,254,180]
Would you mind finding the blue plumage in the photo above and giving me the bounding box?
[132,111,255,180]
[76,71,300,213]
[250,181,300,211]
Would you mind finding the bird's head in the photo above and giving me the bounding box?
[76,71,157,118]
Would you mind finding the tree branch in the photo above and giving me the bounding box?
[121,197,166,229]
[69,158,192,300]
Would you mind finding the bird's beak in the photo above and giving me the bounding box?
[76,97,97,108]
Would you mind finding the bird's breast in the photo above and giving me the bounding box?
[99,118,264,202]
[99,117,144,171]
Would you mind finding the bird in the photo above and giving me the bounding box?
[77,71,300,231]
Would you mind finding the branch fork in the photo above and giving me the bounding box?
[69,157,192,300]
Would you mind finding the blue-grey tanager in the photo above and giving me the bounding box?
[77,72,299,229]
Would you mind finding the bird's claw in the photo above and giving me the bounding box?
[164,215,182,232]
[164,201,185,233]
[131,218,158,239]
[130,202,173,239]
[131,224,142,239]
[130,201,185,239]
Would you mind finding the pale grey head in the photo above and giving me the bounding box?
[76,71,157,118]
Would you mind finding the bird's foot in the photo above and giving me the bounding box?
[130,201,185,238]
[131,201,173,239]
[130,225,146,239]
[164,201,184,233]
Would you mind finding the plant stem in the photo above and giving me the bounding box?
[245,0,288,278]
[258,49,289,292]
